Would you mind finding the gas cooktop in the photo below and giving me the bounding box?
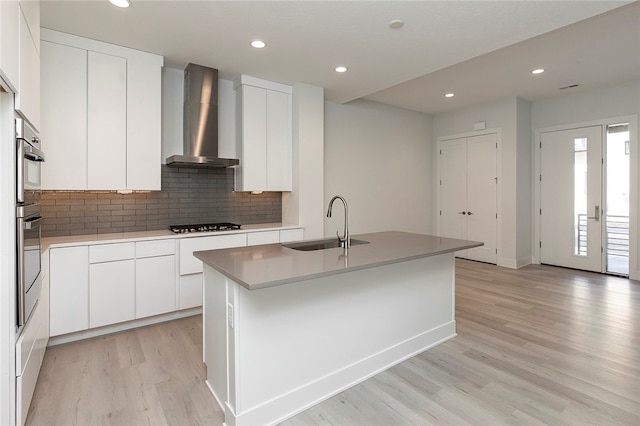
[169,223,241,234]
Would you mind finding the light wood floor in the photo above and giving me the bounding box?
[27,260,640,425]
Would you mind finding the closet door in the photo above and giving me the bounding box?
[466,134,497,263]
[439,138,468,244]
[438,134,497,264]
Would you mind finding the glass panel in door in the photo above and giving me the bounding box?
[605,123,630,275]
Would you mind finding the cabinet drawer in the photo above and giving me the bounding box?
[89,242,135,263]
[136,239,175,258]
[280,228,304,243]
[16,300,42,376]
[179,234,247,275]
[247,231,280,246]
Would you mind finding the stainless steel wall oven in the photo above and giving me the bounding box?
[16,118,45,329]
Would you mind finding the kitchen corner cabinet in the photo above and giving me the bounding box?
[235,75,292,192]
[41,29,163,191]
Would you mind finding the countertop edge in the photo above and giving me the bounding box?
[42,223,303,251]
[195,235,483,291]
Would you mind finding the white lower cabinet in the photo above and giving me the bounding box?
[88,243,135,328]
[49,246,89,336]
[136,239,176,318]
[247,230,280,246]
[16,248,49,426]
[280,228,304,243]
[48,229,303,338]
[89,259,135,328]
[178,233,247,309]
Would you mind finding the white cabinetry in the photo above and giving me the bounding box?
[40,41,86,189]
[15,0,40,130]
[135,239,176,318]
[279,228,304,243]
[87,52,127,190]
[0,0,19,91]
[247,230,280,246]
[49,246,89,336]
[438,133,498,264]
[16,249,49,426]
[41,29,163,191]
[178,234,247,309]
[48,228,303,339]
[89,243,135,328]
[235,75,292,192]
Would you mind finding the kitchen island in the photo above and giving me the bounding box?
[194,231,482,426]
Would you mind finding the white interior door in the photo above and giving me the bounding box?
[438,134,497,263]
[540,126,602,272]
[439,138,468,243]
[466,134,497,263]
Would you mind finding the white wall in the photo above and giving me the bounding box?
[282,84,325,239]
[532,80,640,129]
[324,99,433,236]
[433,97,533,268]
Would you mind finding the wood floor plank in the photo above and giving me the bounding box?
[27,260,640,425]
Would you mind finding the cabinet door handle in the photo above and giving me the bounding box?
[458,211,467,215]
[467,211,473,215]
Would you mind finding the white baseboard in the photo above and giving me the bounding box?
[48,307,202,346]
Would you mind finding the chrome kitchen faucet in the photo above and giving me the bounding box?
[326,195,350,248]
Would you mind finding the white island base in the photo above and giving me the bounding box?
[203,251,457,426]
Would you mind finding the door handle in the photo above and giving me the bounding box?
[458,211,467,215]
[587,205,600,221]
[467,211,473,216]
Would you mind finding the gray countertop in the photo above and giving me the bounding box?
[194,231,483,290]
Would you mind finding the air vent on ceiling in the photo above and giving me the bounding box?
[559,84,580,90]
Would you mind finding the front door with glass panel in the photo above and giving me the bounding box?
[540,126,602,272]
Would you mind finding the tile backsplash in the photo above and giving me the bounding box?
[41,166,282,237]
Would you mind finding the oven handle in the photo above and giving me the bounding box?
[19,138,45,162]
[24,215,43,229]
[17,216,26,327]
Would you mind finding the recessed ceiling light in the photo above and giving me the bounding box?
[444,93,454,98]
[531,68,545,75]
[109,0,131,8]
[250,40,266,49]
[335,66,348,73]
[389,19,404,29]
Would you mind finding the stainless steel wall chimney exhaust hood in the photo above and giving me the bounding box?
[166,63,239,168]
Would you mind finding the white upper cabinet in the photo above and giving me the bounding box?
[40,29,163,191]
[235,75,292,192]
[15,1,40,131]
[0,0,19,92]
[87,51,127,189]
[40,41,87,190]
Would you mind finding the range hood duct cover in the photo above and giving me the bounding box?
[166,63,239,168]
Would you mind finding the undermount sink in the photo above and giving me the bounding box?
[283,238,369,252]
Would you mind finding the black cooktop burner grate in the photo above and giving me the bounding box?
[169,222,241,234]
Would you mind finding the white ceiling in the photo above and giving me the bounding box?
[40,0,640,114]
